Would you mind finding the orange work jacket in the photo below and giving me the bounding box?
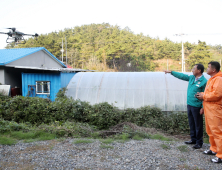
[203,70,222,158]
[203,71,222,112]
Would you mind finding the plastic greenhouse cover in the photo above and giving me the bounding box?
[65,72,211,111]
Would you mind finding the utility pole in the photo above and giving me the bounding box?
[174,33,185,72]
[74,49,77,68]
[167,59,169,71]
[61,38,64,62]
[182,39,185,72]
[65,36,67,65]
[71,53,73,67]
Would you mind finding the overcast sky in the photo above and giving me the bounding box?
[0,0,222,49]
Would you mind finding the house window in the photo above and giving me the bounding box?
[36,81,50,94]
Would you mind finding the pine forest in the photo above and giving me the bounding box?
[6,23,222,72]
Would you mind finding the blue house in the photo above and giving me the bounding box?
[22,72,76,101]
[0,47,92,101]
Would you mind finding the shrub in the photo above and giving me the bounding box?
[87,102,121,129]
[0,96,92,125]
[0,92,207,137]
[50,98,92,122]
[55,87,68,99]
[143,112,190,134]
[0,118,31,133]
[122,106,162,126]
[1,96,52,124]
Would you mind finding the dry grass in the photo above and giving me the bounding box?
[21,140,59,154]
[100,122,190,141]
[154,58,185,72]
[211,51,222,63]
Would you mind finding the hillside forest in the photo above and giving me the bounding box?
[6,23,222,72]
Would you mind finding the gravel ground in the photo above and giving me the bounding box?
[0,138,222,170]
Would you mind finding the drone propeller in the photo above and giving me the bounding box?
[23,33,39,37]
[6,27,16,32]
[0,31,8,34]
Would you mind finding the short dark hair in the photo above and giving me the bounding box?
[195,64,204,73]
[208,61,221,72]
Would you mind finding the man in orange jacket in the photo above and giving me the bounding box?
[196,61,222,163]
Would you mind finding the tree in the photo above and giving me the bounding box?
[186,41,212,70]
[4,24,216,72]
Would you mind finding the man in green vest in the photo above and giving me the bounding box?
[165,64,207,149]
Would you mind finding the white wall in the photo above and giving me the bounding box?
[6,50,63,68]
[0,68,5,84]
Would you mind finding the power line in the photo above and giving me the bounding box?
[66,50,222,54]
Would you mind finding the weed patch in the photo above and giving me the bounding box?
[204,137,209,144]
[8,131,36,140]
[160,144,170,150]
[100,138,114,144]
[0,136,16,145]
[36,132,57,141]
[73,139,94,144]
[151,134,173,141]
[177,145,188,152]
[91,132,101,139]
[0,130,57,145]
[115,133,130,142]
[132,134,143,141]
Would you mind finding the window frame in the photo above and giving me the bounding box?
[36,81,50,94]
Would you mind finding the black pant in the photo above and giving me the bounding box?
[187,105,203,145]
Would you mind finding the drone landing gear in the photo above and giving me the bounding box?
[6,37,26,44]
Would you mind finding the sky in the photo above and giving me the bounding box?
[0,0,222,49]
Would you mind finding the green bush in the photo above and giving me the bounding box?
[0,93,207,137]
[55,87,68,99]
[2,96,52,124]
[122,106,162,126]
[87,102,121,129]
[50,95,93,123]
[143,112,190,134]
[0,96,92,125]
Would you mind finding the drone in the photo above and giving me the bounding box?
[0,27,38,44]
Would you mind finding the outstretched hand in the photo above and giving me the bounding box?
[164,70,172,74]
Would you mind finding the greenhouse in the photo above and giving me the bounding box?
[65,72,210,111]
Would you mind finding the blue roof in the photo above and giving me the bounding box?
[0,47,66,67]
